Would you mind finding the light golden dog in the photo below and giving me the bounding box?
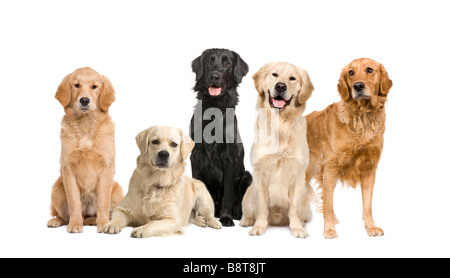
[103,126,221,238]
[47,67,123,233]
[240,62,314,237]
[306,58,392,238]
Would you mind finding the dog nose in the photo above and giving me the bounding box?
[353,82,365,92]
[275,82,287,94]
[210,73,220,82]
[80,98,90,107]
[158,151,169,160]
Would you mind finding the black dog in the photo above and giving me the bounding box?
[189,48,252,226]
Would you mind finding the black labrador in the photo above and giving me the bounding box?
[189,48,252,226]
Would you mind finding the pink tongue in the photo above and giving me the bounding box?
[209,87,222,96]
[272,98,286,108]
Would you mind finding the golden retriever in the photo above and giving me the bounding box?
[47,67,124,233]
[306,58,392,238]
[103,126,221,238]
[240,62,314,237]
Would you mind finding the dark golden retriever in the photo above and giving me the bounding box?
[306,58,392,238]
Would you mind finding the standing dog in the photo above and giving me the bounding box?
[306,58,392,238]
[103,126,221,237]
[47,67,123,233]
[241,62,314,237]
[189,48,252,226]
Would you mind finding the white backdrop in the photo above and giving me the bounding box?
[1,0,449,258]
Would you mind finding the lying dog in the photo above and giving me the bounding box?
[189,48,252,226]
[103,126,221,237]
[241,62,314,237]
[306,58,392,238]
[47,67,123,233]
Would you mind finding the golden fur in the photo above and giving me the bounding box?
[306,58,392,238]
[103,126,221,238]
[241,62,314,237]
[47,67,123,233]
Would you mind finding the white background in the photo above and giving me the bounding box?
[1,0,449,258]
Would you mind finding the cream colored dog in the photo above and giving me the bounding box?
[240,62,314,237]
[103,126,221,237]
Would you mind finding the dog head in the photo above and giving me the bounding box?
[191,48,249,98]
[135,126,194,171]
[55,67,115,113]
[253,62,314,112]
[338,58,392,102]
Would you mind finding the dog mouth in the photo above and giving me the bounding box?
[269,95,292,110]
[152,161,169,169]
[208,85,224,97]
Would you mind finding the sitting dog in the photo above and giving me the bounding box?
[241,62,314,237]
[47,67,123,233]
[189,48,253,226]
[103,126,221,238]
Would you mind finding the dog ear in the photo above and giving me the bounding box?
[379,63,393,95]
[192,54,204,82]
[180,129,195,161]
[297,69,314,105]
[337,67,350,101]
[253,63,270,96]
[55,73,72,107]
[232,51,249,84]
[136,129,151,155]
[99,75,116,112]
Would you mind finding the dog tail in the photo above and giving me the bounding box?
[307,170,324,213]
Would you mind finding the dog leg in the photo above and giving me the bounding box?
[62,167,83,233]
[130,219,179,238]
[96,170,114,233]
[361,173,384,237]
[289,176,308,238]
[240,185,255,227]
[193,181,222,229]
[249,174,269,236]
[322,168,338,239]
[103,208,130,234]
[220,161,237,226]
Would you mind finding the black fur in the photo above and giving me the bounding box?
[189,48,252,226]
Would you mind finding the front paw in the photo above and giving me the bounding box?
[103,222,121,234]
[366,226,384,237]
[249,225,266,236]
[291,227,308,238]
[219,216,235,227]
[67,221,83,233]
[131,226,150,238]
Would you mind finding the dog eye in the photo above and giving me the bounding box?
[348,70,354,76]
[289,77,296,81]
[74,84,80,88]
[366,67,374,73]
[272,73,278,77]
[151,140,159,145]
[170,142,178,148]
[208,58,215,65]
[92,85,97,89]
[224,61,231,67]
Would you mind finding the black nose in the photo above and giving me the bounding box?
[158,151,169,160]
[80,98,90,107]
[210,73,220,82]
[275,82,287,94]
[353,82,365,92]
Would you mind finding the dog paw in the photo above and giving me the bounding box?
[249,225,266,236]
[366,226,384,237]
[291,227,308,238]
[47,217,64,228]
[67,221,83,233]
[208,218,222,229]
[102,222,121,234]
[240,217,255,227]
[194,216,207,227]
[324,228,338,239]
[220,216,235,227]
[130,226,150,238]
